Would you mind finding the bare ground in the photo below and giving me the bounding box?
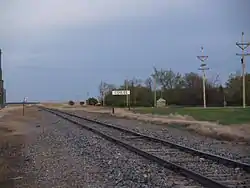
[0,106,42,187]
[48,105,250,142]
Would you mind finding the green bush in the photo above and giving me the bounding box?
[68,100,75,106]
[79,101,85,106]
[87,97,98,105]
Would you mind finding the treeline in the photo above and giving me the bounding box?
[98,68,250,107]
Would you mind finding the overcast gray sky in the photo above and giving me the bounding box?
[1,0,250,102]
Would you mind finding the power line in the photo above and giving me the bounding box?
[236,32,250,108]
[197,46,209,108]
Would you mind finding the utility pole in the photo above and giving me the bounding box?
[197,46,209,108]
[236,32,250,108]
[23,97,27,116]
[86,91,89,105]
[102,91,105,106]
[125,79,129,107]
[153,76,157,107]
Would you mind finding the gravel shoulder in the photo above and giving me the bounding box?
[17,109,204,188]
[67,109,250,164]
[48,106,250,142]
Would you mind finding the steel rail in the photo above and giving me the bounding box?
[46,107,250,172]
[40,106,231,188]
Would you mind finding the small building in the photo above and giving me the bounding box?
[156,98,166,107]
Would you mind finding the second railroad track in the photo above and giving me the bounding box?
[39,107,250,188]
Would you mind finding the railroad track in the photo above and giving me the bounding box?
[39,107,250,188]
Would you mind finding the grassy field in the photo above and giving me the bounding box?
[132,107,250,125]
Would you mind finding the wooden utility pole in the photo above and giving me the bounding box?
[125,79,129,107]
[102,92,105,106]
[153,76,157,107]
[236,32,250,108]
[197,46,209,108]
[86,92,89,105]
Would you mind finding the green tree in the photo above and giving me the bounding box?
[99,69,250,107]
[87,97,98,105]
[225,73,250,106]
[152,67,183,89]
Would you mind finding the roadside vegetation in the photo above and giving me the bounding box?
[99,68,250,108]
[132,107,250,125]
[43,67,250,141]
[95,68,250,125]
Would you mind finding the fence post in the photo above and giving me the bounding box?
[22,102,25,116]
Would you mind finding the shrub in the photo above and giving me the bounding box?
[68,100,75,106]
[87,97,98,105]
[79,101,85,106]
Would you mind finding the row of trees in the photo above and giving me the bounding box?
[68,97,99,106]
[98,68,250,107]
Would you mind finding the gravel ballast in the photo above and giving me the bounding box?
[17,111,204,188]
[71,111,250,164]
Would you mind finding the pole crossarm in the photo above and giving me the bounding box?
[236,42,250,51]
[197,55,208,62]
[236,53,250,56]
[198,67,209,71]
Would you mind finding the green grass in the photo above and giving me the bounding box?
[132,107,250,125]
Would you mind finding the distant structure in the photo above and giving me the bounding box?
[156,98,166,107]
[0,49,6,107]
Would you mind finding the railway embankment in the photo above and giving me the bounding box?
[49,105,250,143]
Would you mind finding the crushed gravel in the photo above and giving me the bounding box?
[16,111,204,188]
[72,111,250,164]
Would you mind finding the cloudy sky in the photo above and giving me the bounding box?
[0,0,250,102]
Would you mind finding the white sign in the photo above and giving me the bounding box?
[112,90,130,96]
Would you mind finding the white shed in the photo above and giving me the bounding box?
[156,98,166,107]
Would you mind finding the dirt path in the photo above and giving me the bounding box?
[0,106,42,187]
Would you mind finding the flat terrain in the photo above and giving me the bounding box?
[132,107,250,125]
[0,105,250,187]
[6,106,204,187]
[0,106,42,187]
